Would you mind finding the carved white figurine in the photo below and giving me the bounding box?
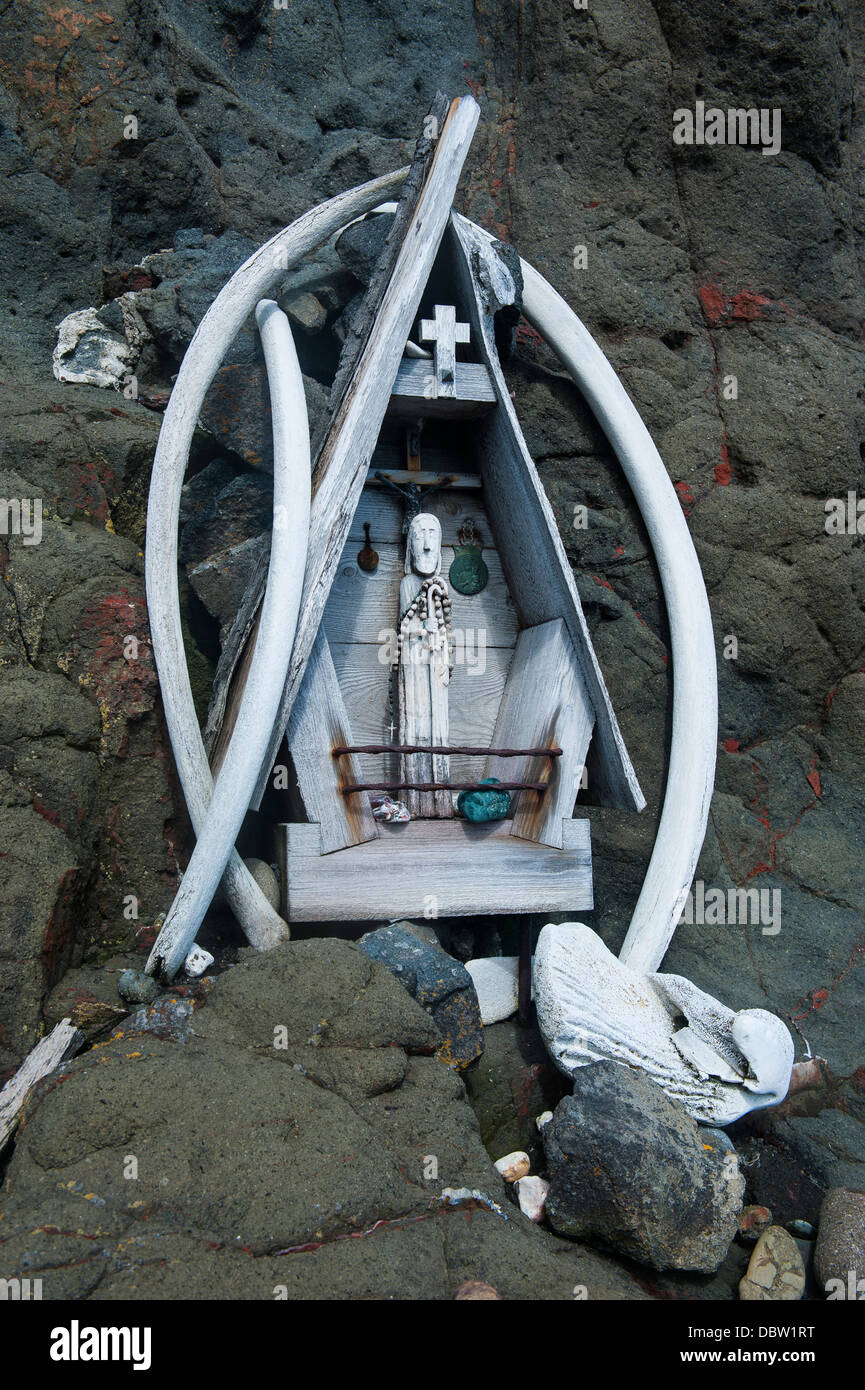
[395,512,453,817]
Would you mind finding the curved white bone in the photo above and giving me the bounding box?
[149,170,712,976]
[515,262,717,972]
[144,168,407,956]
[146,301,310,981]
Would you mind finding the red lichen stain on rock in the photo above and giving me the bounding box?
[698,282,726,323]
[698,278,783,327]
[723,738,740,754]
[674,480,695,515]
[715,438,732,486]
[516,316,544,349]
[729,290,773,321]
[806,767,822,798]
[41,868,81,983]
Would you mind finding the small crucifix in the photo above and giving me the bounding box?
[374,422,456,533]
[420,304,470,399]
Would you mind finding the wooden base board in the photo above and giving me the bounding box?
[277,817,592,921]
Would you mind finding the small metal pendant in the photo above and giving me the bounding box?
[357,522,379,573]
[448,517,488,595]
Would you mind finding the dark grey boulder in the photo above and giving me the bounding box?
[0,941,649,1301]
[814,1188,865,1297]
[357,922,484,1072]
[335,214,394,287]
[543,1061,744,1272]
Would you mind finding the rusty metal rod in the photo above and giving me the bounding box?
[340,781,549,794]
[332,744,562,757]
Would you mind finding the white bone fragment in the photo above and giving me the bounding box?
[465,956,524,1024]
[52,308,135,389]
[508,251,718,975]
[533,922,794,1126]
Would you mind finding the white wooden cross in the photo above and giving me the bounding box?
[419,304,470,398]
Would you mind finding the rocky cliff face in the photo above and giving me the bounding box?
[0,0,863,1295]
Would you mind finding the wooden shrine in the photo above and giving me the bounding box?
[274,218,645,922]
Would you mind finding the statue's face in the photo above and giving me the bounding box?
[408,513,441,576]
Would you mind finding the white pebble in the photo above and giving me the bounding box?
[536,1110,553,1130]
[515,1175,550,1223]
[184,943,214,977]
[494,1150,530,1183]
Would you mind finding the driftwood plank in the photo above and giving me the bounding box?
[0,1020,83,1151]
[208,94,470,775]
[323,539,518,648]
[449,213,645,816]
[483,620,595,849]
[239,95,481,810]
[279,818,592,921]
[388,360,496,418]
[329,641,513,784]
[286,630,378,855]
[348,484,487,547]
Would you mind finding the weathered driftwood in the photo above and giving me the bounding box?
[389,359,495,418]
[483,619,594,848]
[279,817,591,921]
[146,301,310,980]
[0,1020,83,1151]
[449,214,645,818]
[286,629,379,855]
[447,210,716,974]
[207,94,454,772]
[225,96,481,817]
[144,167,407,951]
[533,922,794,1126]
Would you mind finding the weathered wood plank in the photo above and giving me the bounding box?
[323,92,452,449]
[0,1020,84,1152]
[388,360,496,418]
[279,818,593,920]
[323,540,519,648]
[287,630,379,855]
[329,641,512,784]
[449,213,645,816]
[216,97,481,810]
[348,485,486,547]
[483,620,595,848]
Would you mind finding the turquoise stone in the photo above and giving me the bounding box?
[457,777,511,823]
